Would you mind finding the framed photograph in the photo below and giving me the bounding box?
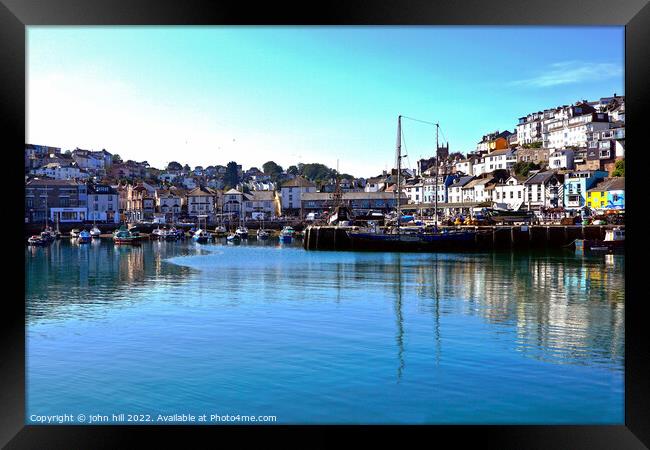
[3,0,647,447]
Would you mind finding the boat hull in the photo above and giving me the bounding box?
[575,239,624,254]
[348,231,479,252]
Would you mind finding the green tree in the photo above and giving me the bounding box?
[224,161,240,189]
[512,161,540,177]
[166,161,182,171]
[301,163,334,182]
[111,154,122,163]
[612,159,624,177]
[287,165,299,175]
[262,161,283,176]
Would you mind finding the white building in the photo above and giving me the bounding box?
[491,176,526,210]
[186,186,217,218]
[447,176,475,204]
[87,184,119,223]
[243,191,278,219]
[222,188,244,217]
[155,189,184,221]
[30,162,89,180]
[482,149,517,172]
[454,159,475,176]
[280,177,317,212]
[543,112,610,149]
[549,149,575,170]
[522,171,564,211]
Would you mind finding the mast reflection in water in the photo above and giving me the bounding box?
[26,240,623,424]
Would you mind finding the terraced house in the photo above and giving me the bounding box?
[586,177,625,211]
[25,178,87,223]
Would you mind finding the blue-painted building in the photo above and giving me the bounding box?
[563,170,608,211]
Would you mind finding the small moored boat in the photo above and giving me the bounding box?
[279,226,294,242]
[226,233,241,244]
[192,229,212,243]
[27,235,49,246]
[113,225,141,245]
[77,230,92,243]
[235,226,249,239]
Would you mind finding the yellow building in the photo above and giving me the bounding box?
[586,189,606,209]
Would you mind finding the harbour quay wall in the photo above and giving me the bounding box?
[303,225,618,251]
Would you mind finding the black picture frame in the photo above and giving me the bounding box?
[2,0,647,448]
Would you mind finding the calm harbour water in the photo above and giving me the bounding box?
[26,238,624,424]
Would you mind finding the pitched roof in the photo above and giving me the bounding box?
[224,188,243,195]
[450,176,474,188]
[588,177,625,192]
[524,171,559,185]
[187,186,217,197]
[282,177,316,188]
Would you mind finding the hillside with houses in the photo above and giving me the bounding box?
[24,95,624,225]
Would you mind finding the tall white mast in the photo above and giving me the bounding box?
[435,122,439,227]
[396,115,402,235]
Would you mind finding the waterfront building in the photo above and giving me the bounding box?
[125,183,155,222]
[25,178,88,223]
[490,175,527,210]
[280,177,317,214]
[300,191,406,216]
[522,171,564,212]
[155,189,184,221]
[420,173,458,204]
[87,184,119,223]
[562,170,608,211]
[242,190,279,219]
[186,186,218,219]
[447,176,475,204]
[586,177,625,211]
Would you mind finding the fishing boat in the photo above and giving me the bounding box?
[235,226,249,239]
[226,233,241,244]
[77,230,92,243]
[113,224,142,245]
[192,228,212,243]
[70,229,81,239]
[347,115,478,252]
[575,227,624,254]
[279,226,295,243]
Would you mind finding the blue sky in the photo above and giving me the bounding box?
[27,26,624,178]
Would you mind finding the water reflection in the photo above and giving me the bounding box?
[26,242,624,373]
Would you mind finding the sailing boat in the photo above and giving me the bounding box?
[235,215,249,239]
[192,215,212,243]
[347,115,478,251]
[90,215,101,238]
[256,216,269,240]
